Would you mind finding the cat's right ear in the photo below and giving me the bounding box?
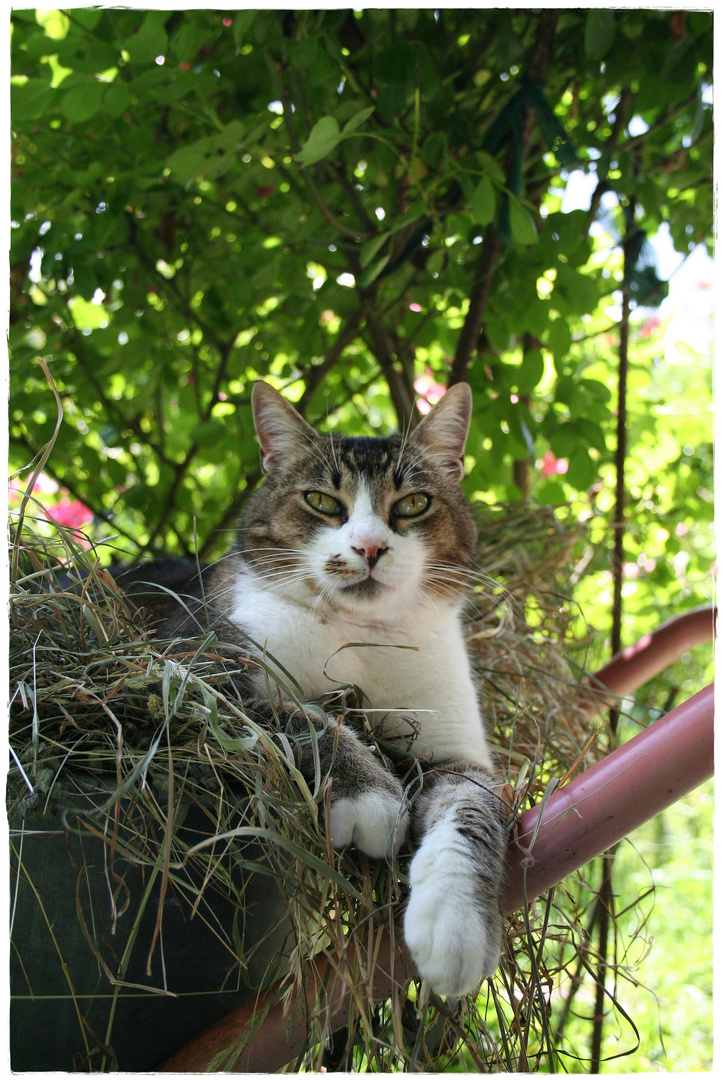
[251,381,317,475]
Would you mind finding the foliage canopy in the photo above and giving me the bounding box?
[10,7,714,659]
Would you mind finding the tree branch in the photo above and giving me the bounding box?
[449,9,560,387]
[297,309,365,416]
[358,290,416,427]
[448,226,504,387]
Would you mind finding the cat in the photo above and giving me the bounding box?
[126,380,507,998]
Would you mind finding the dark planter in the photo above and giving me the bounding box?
[9,785,292,1071]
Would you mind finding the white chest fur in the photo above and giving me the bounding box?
[229,570,491,768]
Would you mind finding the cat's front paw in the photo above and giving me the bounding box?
[404,833,502,997]
[329,782,408,859]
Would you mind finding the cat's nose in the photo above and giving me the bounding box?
[352,541,388,570]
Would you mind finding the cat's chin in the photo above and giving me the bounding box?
[326,576,410,619]
[332,579,388,613]
[339,577,386,599]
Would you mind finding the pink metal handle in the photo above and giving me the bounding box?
[584,604,715,706]
[502,681,714,914]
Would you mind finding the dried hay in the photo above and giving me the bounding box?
[8,494,612,1072]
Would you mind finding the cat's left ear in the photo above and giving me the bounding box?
[409,383,472,481]
[251,381,317,475]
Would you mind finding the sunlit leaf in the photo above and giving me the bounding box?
[36,9,70,42]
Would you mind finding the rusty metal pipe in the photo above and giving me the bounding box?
[502,681,714,915]
[582,604,715,711]
[161,932,412,1073]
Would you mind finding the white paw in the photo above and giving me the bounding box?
[329,788,408,858]
[404,829,501,997]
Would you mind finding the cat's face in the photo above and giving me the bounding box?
[237,382,478,621]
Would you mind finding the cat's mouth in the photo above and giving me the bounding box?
[324,553,390,599]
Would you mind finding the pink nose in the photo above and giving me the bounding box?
[352,541,388,569]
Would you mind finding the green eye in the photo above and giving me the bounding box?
[305,491,343,515]
[394,492,430,518]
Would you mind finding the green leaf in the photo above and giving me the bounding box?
[662,38,696,85]
[290,36,319,70]
[190,419,226,445]
[549,422,581,457]
[486,315,511,354]
[70,9,103,32]
[565,443,598,489]
[585,10,616,60]
[308,47,339,89]
[172,20,211,64]
[296,116,341,166]
[60,81,107,124]
[516,349,544,395]
[101,81,131,118]
[471,177,496,226]
[126,12,168,65]
[554,263,598,314]
[11,79,55,121]
[475,150,506,185]
[67,296,110,331]
[217,120,245,151]
[358,255,391,286]
[165,124,244,184]
[359,231,390,270]
[580,378,611,404]
[508,198,537,245]
[373,42,413,86]
[545,317,572,359]
[342,106,375,136]
[233,10,257,48]
[523,299,549,339]
[536,479,567,505]
[421,131,446,167]
[575,418,607,454]
[36,9,70,41]
[164,146,205,183]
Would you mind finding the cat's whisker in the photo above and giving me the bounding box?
[394,408,417,482]
[425,561,512,597]
[327,427,341,484]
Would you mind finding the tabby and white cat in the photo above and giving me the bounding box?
[158,381,507,997]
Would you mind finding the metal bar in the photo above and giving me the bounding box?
[502,681,714,915]
[582,604,715,710]
[160,931,412,1073]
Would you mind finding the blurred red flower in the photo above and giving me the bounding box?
[540,450,568,477]
[414,368,446,415]
[46,498,94,529]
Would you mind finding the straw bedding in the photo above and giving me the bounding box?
[8,502,604,1071]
